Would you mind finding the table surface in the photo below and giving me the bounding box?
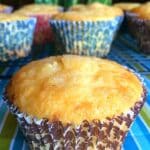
[0,34,150,150]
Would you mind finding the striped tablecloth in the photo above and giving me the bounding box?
[0,34,150,150]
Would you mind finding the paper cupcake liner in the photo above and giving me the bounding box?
[0,6,13,14]
[126,11,150,54]
[0,18,37,62]
[3,69,146,149]
[50,16,123,57]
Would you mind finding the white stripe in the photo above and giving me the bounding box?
[130,116,150,149]
[9,127,18,150]
[121,146,125,150]
[0,98,3,107]
[129,130,142,150]
[145,97,150,108]
[0,110,9,133]
[22,141,29,150]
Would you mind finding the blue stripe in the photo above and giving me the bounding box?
[0,80,8,95]
[11,127,25,150]
[130,116,150,149]
[123,131,139,150]
[0,104,7,126]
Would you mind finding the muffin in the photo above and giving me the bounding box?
[126,3,150,54]
[113,3,141,34]
[69,2,108,11]
[87,2,110,9]
[50,5,123,57]
[113,3,141,11]
[69,4,87,11]
[0,4,13,14]
[3,55,146,149]
[15,4,63,45]
[0,14,36,61]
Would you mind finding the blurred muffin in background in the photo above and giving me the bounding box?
[113,2,141,11]
[15,4,63,45]
[87,2,109,9]
[69,4,86,11]
[0,14,36,61]
[126,3,150,54]
[4,55,146,149]
[0,3,13,14]
[69,2,109,11]
[113,2,141,34]
[50,4,124,57]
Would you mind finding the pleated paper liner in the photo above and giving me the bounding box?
[3,69,146,150]
[50,16,123,57]
[0,18,37,62]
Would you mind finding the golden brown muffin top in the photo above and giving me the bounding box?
[15,4,61,16]
[114,2,141,11]
[87,2,109,9]
[0,4,10,11]
[69,2,107,11]
[0,14,29,22]
[132,3,150,19]
[6,55,144,124]
[52,5,123,21]
[69,4,87,11]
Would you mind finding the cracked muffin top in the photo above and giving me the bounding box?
[15,4,62,16]
[6,55,144,124]
[114,2,140,11]
[52,4,123,21]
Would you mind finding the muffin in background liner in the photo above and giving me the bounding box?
[50,16,124,57]
[3,70,146,150]
[126,11,150,54]
[15,6,63,45]
[0,18,37,61]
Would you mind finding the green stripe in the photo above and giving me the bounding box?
[146,74,150,80]
[0,113,17,150]
[133,62,145,72]
[140,107,150,128]
[0,66,6,74]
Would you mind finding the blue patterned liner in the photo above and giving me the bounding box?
[50,16,124,57]
[0,18,37,61]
